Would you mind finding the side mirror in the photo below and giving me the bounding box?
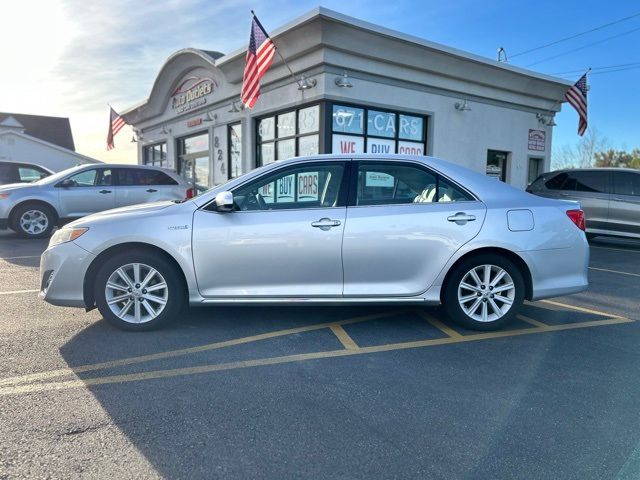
[214,191,234,212]
[56,178,75,188]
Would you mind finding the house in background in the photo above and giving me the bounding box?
[0,112,101,172]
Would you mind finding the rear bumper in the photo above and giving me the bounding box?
[520,234,590,301]
[39,241,95,308]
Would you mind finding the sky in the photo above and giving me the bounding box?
[0,0,638,164]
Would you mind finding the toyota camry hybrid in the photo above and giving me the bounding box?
[39,154,589,331]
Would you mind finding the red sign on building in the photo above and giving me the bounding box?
[528,129,546,151]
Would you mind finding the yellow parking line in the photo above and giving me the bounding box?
[0,315,632,397]
[330,325,359,350]
[516,314,549,329]
[0,289,39,296]
[415,310,463,338]
[589,266,640,278]
[0,310,400,387]
[539,299,626,319]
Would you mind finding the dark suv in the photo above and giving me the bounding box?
[527,168,640,240]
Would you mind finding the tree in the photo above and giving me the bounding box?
[594,148,640,169]
[551,128,610,170]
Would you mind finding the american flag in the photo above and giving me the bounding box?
[107,107,126,150]
[565,73,588,136]
[241,15,276,108]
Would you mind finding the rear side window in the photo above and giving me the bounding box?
[545,172,569,190]
[117,169,178,186]
[545,171,608,193]
[356,162,473,206]
[613,172,640,196]
[573,171,608,193]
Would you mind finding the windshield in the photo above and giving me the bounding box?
[34,165,86,185]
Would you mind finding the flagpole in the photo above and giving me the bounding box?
[250,10,302,88]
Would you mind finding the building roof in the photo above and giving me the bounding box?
[0,112,75,151]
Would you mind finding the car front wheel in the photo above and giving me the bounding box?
[94,250,185,331]
[443,253,525,331]
[11,203,56,238]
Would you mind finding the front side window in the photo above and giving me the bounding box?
[613,172,640,196]
[66,169,112,187]
[356,162,472,206]
[231,162,345,211]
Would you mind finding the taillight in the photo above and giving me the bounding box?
[185,187,195,199]
[566,209,585,231]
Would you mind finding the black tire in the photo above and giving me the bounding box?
[443,253,525,331]
[10,203,56,238]
[94,249,185,331]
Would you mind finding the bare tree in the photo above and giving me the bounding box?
[551,128,610,170]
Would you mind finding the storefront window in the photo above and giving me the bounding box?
[143,142,167,167]
[228,123,242,178]
[256,104,320,166]
[331,104,427,156]
[177,131,210,193]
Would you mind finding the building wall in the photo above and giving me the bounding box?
[0,132,99,172]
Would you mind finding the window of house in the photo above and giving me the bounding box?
[256,105,320,166]
[143,143,167,167]
[331,104,427,156]
[228,123,243,178]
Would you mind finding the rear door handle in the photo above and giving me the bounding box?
[447,213,476,224]
[99,190,112,194]
[146,188,158,193]
[311,218,341,230]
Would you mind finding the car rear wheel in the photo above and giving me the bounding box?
[94,250,185,331]
[443,253,525,331]
[11,203,56,238]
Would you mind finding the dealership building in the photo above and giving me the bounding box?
[122,7,572,193]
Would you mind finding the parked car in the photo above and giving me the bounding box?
[0,160,53,185]
[39,154,589,332]
[527,168,640,240]
[0,164,194,238]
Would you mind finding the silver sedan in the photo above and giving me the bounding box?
[39,154,589,331]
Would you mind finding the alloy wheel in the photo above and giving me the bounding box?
[104,263,169,324]
[457,264,516,323]
[19,209,49,235]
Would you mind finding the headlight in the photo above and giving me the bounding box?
[49,227,89,247]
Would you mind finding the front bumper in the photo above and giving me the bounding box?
[39,241,95,308]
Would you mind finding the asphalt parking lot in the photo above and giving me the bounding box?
[1,231,640,479]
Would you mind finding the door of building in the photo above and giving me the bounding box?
[179,153,210,194]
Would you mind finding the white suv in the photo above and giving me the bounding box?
[0,164,193,238]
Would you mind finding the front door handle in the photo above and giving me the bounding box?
[447,212,476,224]
[99,189,112,194]
[311,218,341,230]
[146,188,158,193]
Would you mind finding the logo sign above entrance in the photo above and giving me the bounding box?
[171,76,217,114]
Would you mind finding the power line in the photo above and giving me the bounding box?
[510,11,640,58]
[550,62,640,75]
[554,65,640,77]
[525,25,640,67]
